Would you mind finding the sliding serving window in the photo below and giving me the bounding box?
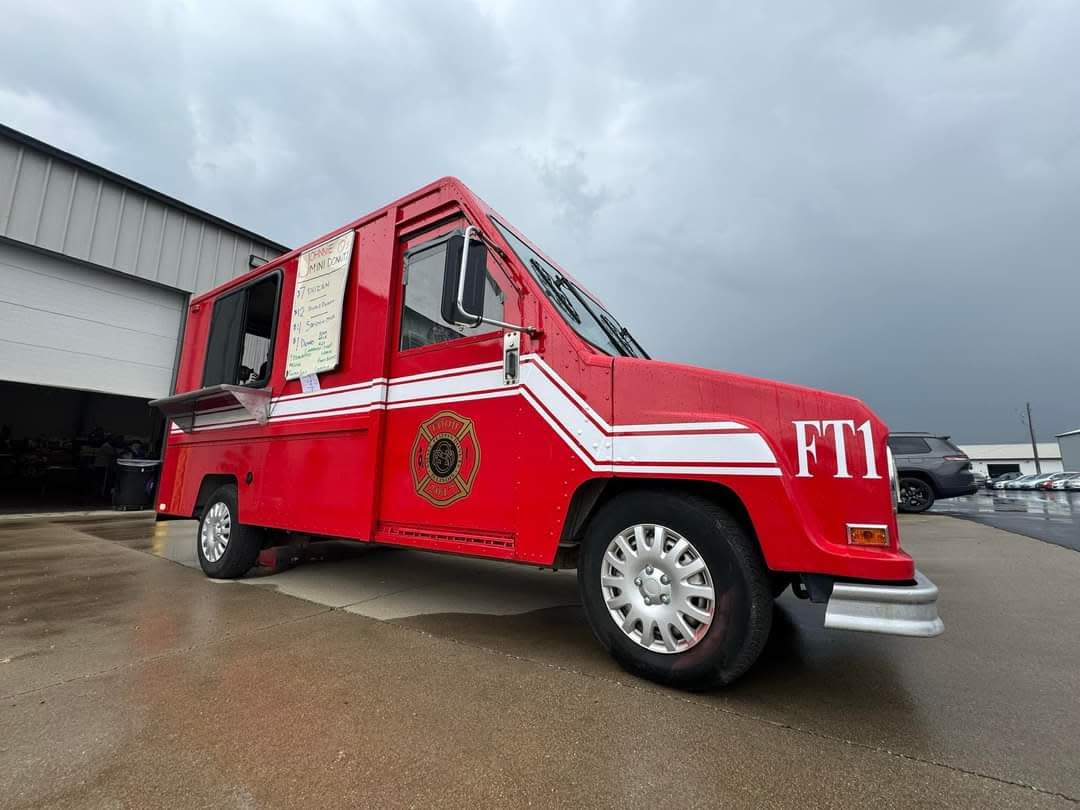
[202,273,282,387]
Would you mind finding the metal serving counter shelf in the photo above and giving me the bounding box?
[149,385,271,433]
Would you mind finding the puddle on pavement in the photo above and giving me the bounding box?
[1,555,142,641]
[934,491,1080,517]
[0,520,47,532]
[60,517,158,545]
[930,491,1080,551]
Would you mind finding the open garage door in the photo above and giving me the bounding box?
[0,380,164,513]
[0,242,184,513]
[0,240,185,399]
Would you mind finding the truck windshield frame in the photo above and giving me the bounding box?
[489,217,648,359]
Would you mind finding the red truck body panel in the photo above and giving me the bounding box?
[157,177,914,582]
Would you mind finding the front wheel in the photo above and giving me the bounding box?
[898,478,935,513]
[577,491,772,689]
[197,484,263,578]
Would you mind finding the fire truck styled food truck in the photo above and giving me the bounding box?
[152,177,942,689]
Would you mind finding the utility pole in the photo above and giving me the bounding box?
[1026,402,1042,474]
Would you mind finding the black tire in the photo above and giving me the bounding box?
[196,484,262,578]
[577,491,772,689]
[898,477,935,513]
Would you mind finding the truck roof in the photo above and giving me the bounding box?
[188,176,470,306]
[187,176,605,310]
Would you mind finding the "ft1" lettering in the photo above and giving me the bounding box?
[793,420,880,479]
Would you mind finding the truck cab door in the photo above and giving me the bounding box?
[374,218,525,559]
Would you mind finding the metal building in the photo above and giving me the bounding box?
[0,123,286,510]
[958,443,1064,478]
[1057,429,1080,473]
[0,123,287,398]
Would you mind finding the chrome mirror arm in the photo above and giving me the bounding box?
[457,225,540,337]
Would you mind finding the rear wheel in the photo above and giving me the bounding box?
[898,478,935,513]
[578,491,772,689]
[197,484,263,578]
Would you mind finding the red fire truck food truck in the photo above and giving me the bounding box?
[152,177,942,688]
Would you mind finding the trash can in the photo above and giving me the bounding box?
[113,459,161,510]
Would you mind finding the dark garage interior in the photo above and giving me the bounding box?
[0,380,164,514]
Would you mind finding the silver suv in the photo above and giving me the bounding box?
[887,432,978,513]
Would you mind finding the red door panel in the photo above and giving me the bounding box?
[375,217,525,558]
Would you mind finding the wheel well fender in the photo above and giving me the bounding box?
[559,477,762,567]
[193,474,237,519]
[897,469,936,493]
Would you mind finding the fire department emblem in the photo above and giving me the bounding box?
[410,410,481,507]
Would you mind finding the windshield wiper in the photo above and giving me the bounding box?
[618,325,649,359]
[528,255,642,358]
[597,312,637,357]
[530,259,581,323]
[554,274,633,358]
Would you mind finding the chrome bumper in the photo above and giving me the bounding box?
[824,570,944,637]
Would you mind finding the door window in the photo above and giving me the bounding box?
[399,238,505,351]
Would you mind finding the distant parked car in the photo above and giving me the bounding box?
[1019,473,1056,490]
[1045,472,1080,490]
[887,432,977,513]
[988,472,1022,489]
[1066,475,1080,491]
[972,470,988,488]
[999,474,1035,489]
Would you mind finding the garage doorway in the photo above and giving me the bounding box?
[987,463,1021,478]
[0,380,163,514]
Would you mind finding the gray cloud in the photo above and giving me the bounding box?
[2,0,1077,441]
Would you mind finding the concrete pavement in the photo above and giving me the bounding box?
[2,512,1078,808]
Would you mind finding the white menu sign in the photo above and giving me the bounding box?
[285,230,354,380]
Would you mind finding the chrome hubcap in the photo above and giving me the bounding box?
[601,524,715,654]
[200,501,231,563]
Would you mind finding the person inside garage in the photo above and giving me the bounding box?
[91,432,117,498]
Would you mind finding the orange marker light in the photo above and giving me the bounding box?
[847,525,889,546]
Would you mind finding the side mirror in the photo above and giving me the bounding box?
[441,229,488,327]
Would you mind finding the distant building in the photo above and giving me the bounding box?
[958,443,1063,478]
[1057,429,1080,473]
[0,123,287,509]
[1,123,287,401]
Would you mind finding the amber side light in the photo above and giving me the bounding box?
[848,525,889,546]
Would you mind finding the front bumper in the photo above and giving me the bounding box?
[824,570,944,637]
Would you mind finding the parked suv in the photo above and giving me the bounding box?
[887,432,978,513]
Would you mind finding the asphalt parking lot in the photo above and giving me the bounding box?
[2,512,1079,808]
[931,489,1080,551]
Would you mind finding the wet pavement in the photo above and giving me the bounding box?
[931,490,1080,552]
[2,513,1079,808]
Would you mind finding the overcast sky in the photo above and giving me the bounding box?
[2,0,1078,442]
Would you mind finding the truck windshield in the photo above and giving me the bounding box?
[490,218,648,358]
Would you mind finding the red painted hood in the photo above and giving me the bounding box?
[612,358,903,568]
[612,359,886,457]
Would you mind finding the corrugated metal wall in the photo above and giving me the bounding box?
[1060,434,1080,473]
[0,239,185,398]
[0,125,288,400]
[0,127,286,294]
